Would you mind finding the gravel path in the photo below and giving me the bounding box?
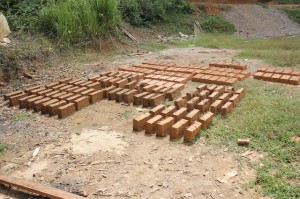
[224,4,300,38]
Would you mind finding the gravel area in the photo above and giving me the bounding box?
[224,4,300,38]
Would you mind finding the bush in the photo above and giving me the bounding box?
[39,0,119,45]
[282,8,300,24]
[119,0,193,26]
[200,15,236,34]
[0,0,49,32]
[277,0,300,4]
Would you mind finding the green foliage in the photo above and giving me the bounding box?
[0,0,49,32]
[39,0,119,45]
[277,0,300,4]
[282,8,300,24]
[200,15,236,34]
[119,0,193,26]
[0,143,7,154]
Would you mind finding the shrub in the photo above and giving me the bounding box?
[200,15,236,34]
[282,8,300,24]
[277,0,300,4]
[39,0,119,45]
[119,0,193,26]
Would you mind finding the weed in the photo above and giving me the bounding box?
[176,34,300,67]
[13,113,33,121]
[197,79,300,198]
[219,5,232,12]
[119,109,133,120]
[0,143,7,154]
[282,8,300,24]
[200,15,236,34]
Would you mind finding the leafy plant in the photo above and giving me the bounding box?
[282,8,300,24]
[200,15,236,34]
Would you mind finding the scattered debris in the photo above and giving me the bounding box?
[23,72,35,79]
[32,147,40,159]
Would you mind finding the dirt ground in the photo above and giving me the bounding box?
[0,47,267,199]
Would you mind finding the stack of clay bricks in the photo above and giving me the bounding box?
[133,84,246,142]
[119,61,251,86]
[209,62,248,70]
[253,67,300,85]
[3,71,144,119]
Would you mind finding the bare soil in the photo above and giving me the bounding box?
[0,47,267,199]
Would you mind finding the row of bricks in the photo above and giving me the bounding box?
[118,66,156,75]
[5,89,103,118]
[209,62,247,71]
[257,67,300,76]
[253,72,300,85]
[152,71,193,80]
[143,74,189,84]
[133,103,215,141]
[192,74,239,85]
[138,79,184,91]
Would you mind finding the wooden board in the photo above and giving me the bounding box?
[0,175,84,199]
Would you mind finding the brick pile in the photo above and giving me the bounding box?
[119,61,251,86]
[209,61,248,70]
[253,67,300,85]
[133,84,246,142]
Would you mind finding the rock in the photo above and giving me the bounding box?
[237,139,250,146]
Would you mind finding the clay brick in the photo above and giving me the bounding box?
[196,99,210,113]
[72,87,88,94]
[133,112,152,131]
[59,77,73,84]
[235,88,246,98]
[124,89,138,104]
[199,112,214,128]
[208,91,221,103]
[33,97,51,112]
[163,82,176,88]
[207,85,217,93]
[142,93,156,107]
[37,89,53,96]
[52,84,67,90]
[156,117,175,137]
[108,88,123,100]
[48,100,68,116]
[116,89,130,102]
[216,76,229,84]
[65,86,79,93]
[184,121,203,142]
[142,84,157,92]
[172,107,188,122]
[199,90,210,100]
[225,86,235,94]
[184,109,200,125]
[166,88,181,101]
[68,79,82,85]
[197,84,207,92]
[161,105,176,117]
[125,81,138,89]
[281,69,293,75]
[133,92,149,105]
[187,97,201,112]
[103,86,116,98]
[279,75,292,84]
[51,92,67,99]
[88,75,100,82]
[225,78,239,85]
[170,119,189,140]
[270,74,282,82]
[290,71,300,76]
[74,96,90,110]
[58,93,74,100]
[81,88,95,96]
[174,97,187,109]
[58,103,76,119]
[172,83,185,91]
[19,95,37,109]
[87,82,101,90]
[26,96,44,109]
[115,79,128,88]
[159,87,169,95]
[288,76,300,85]
[149,105,164,116]
[66,94,82,103]
[4,91,23,100]
[221,102,234,116]
[41,99,59,114]
[101,77,115,87]
[229,94,240,106]
[210,100,223,113]
[45,82,60,89]
[149,94,165,107]
[215,85,225,94]
[219,92,231,103]
[186,90,200,100]
[152,85,165,93]
[145,115,163,134]
[208,75,220,84]
[262,73,273,81]
[30,87,46,95]
[8,93,27,107]
[108,77,121,86]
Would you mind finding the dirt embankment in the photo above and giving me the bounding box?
[224,4,300,37]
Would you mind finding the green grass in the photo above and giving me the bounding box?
[277,0,300,4]
[175,34,300,68]
[0,143,7,154]
[282,8,300,24]
[197,79,300,198]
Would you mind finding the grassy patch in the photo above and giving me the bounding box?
[0,143,7,154]
[12,113,34,121]
[198,79,300,198]
[175,34,300,68]
[282,8,300,24]
[200,15,235,34]
[277,0,300,4]
[119,109,133,120]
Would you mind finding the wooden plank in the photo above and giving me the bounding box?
[0,175,84,199]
